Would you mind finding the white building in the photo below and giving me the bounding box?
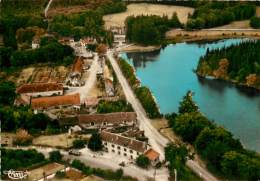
[16,83,63,97]
[101,131,147,160]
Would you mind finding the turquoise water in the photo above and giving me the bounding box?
[121,39,260,152]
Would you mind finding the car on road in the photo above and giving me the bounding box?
[68,149,81,156]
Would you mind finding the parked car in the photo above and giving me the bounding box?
[68,149,81,156]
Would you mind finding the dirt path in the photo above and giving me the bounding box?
[103,3,194,29]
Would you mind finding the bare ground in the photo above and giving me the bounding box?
[103,3,194,29]
[32,133,90,148]
[166,29,260,42]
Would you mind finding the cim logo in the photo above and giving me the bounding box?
[3,170,29,180]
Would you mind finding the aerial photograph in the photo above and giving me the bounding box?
[0,0,260,180]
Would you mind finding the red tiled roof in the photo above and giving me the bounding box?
[78,112,136,124]
[16,83,63,94]
[101,131,146,153]
[72,57,83,73]
[144,149,160,161]
[31,93,80,110]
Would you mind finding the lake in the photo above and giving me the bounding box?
[121,39,260,152]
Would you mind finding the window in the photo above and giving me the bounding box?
[117,146,121,149]
[129,150,133,153]
[112,144,115,148]
[124,153,127,156]
[103,122,107,126]
[104,142,107,145]
[90,122,94,126]
[112,149,115,153]
[124,148,127,152]
[118,151,121,155]
[137,152,140,155]
[130,155,133,159]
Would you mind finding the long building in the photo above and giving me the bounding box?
[78,112,137,129]
[16,83,63,97]
[31,93,80,111]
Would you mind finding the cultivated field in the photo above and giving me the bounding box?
[103,3,194,29]
[14,66,70,87]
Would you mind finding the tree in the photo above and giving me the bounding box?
[178,91,198,114]
[250,16,260,28]
[136,155,150,168]
[88,133,103,151]
[173,112,212,143]
[55,171,66,178]
[13,129,33,146]
[0,81,16,105]
[73,139,87,149]
[49,150,62,162]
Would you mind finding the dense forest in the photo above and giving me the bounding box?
[126,14,182,45]
[186,2,256,29]
[166,91,260,180]
[197,40,260,89]
[0,38,74,68]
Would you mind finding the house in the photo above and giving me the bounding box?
[84,97,99,111]
[14,94,31,106]
[31,93,80,111]
[114,34,126,46]
[78,112,137,129]
[144,148,160,166]
[59,37,74,45]
[80,37,97,48]
[101,131,147,160]
[32,38,40,49]
[16,83,64,97]
[104,79,115,97]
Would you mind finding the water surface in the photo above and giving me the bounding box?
[121,39,260,152]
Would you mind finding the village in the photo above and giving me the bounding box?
[1,28,166,181]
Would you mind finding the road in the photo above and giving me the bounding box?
[44,0,53,18]
[106,51,219,181]
[7,146,166,181]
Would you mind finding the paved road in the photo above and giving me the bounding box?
[7,146,166,181]
[106,51,219,181]
[66,54,98,103]
[44,0,53,18]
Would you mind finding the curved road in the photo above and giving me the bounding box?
[44,0,53,18]
[107,50,219,181]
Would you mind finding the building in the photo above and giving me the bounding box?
[31,93,80,111]
[78,112,137,129]
[16,83,63,97]
[104,78,115,97]
[80,37,97,48]
[67,57,85,87]
[144,148,160,166]
[59,37,74,45]
[32,38,40,49]
[101,131,147,160]
[114,35,126,47]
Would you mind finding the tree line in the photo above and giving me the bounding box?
[166,91,260,180]
[250,16,260,28]
[117,58,161,118]
[186,2,256,29]
[197,40,260,89]
[97,100,133,113]
[126,14,182,45]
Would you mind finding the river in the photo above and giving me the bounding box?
[121,39,260,152]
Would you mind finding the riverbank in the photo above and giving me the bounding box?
[166,29,260,42]
[120,44,161,53]
[196,73,260,91]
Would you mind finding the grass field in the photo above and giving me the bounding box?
[103,3,194,29]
